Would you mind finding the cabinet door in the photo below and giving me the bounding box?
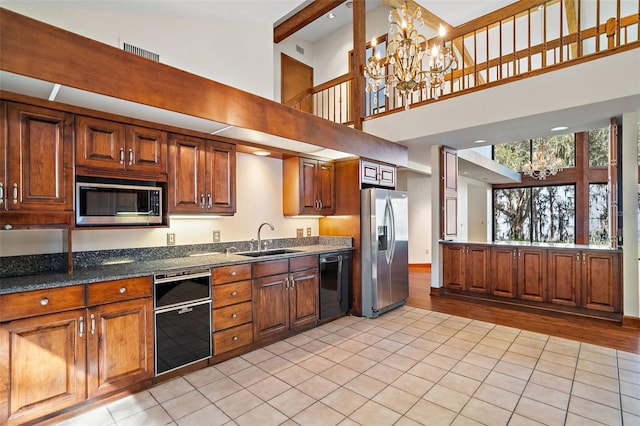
[547,250,580,307]
[442,244,466,290]
[205,141,236,214]
[378,163,396,187]
[6,103,73,211]
[0,310,86,426]
[252,273,289,341]
[87,298,153,399]
[168,134,206,213]
[76,115,125,171]
[518,248,546,302]
[467,245,490,294]
[361,160,380,186]
[125,125,167,176]
[317,161,335,215]
[300,158,319,214]
[582,251,621,312]
[289,268,318,330]
[0,101,6,210]
[490,247,516,297]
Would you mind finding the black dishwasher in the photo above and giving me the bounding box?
[319,252,351,319]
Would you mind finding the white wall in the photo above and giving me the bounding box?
[0,154,319,256]
[465,180,491,242]
[2,4,275,99]
[402,171,432,264]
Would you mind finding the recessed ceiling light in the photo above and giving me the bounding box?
[328,12,335,19]
[253,150,271,156]
[473,139,487,144]
[551,126,568,131]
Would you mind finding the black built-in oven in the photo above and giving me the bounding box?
[153,269,212,375]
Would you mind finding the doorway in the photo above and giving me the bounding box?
[281,53,313,114]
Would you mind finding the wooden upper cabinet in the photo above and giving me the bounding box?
[361,160,396,188]
[3,102,73,212]
[168,133,236,215]
[76,116,167,180]
[283,156,335,216]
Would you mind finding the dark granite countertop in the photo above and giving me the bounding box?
[439,240,621,251]
[0,245,352,295]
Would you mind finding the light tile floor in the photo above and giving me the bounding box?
[56,306,640,426]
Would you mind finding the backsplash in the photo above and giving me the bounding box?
[0,236,352,277]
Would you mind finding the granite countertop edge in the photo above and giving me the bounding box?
[0,245,353,295]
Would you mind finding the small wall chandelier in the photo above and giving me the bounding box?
[364,1,457,109]
[522,144,564,179]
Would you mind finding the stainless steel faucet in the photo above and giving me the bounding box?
[257,222,275,252]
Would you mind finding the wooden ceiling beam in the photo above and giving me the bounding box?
[274,0,345,44]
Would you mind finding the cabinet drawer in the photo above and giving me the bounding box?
[213,281,251,307]
[252,259,288,277]
[87,276,152,306]
[213,264,251,285]
[213,301,252,331]
[0,285,85,322]
[213,323,253,355]
[290,255,318,272]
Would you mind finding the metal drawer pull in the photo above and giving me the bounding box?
[231,291,237,297]
[231,313,237,318]
[231,271,237,276]
[232,336,238,341]
[12,183,18,204]
[178,306,193,314]
[90,313,96,335]
[40,298,49,306]
[119,287,126,293]
[79,316,84,337]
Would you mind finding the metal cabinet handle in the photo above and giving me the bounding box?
[290,278,295,289]
[232,336,238,341]
[284,278,289,289]
[231,313,237,319]
[3,224,12,230]
[79,316,84,337]
[119,287,126,293]
[12,183,18,204]
[318,200,323,210]
[40,298,49,306]
[231,271,237,276]
[119,148,125,164]
[231,291,237,297]
[207,194,212,209]
[0,182,3,205]
[90,313,96,335]
[128,148,134,165]
[200,194,205,208]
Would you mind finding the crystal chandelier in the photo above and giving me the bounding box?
[364,1,457,110]
[522,143,564,180]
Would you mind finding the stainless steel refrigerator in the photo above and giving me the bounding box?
[361,188,409,318]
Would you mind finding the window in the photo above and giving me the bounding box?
[494,185,575,243]
[589,127,609,167]
[588,183,609,245]
[493,133,575,172]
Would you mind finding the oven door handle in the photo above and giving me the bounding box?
[154,270,211,284]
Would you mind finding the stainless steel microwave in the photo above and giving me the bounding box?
[76,182,162,226]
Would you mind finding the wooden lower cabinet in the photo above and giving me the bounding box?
[442,244,490,293]
[212,263,253,355]
[0,309,87,426]
[490,247,546,300]
[547,250,581,307]
[86,297,154,399]
[0,277,153,425]
[581,250,621,312]
[253,256,319,342]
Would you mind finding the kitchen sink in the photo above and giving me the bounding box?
[237,249,301,257]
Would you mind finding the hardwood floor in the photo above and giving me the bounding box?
[407,265,640,354]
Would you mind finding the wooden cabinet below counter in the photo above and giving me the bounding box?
[441,242,622,318]
[212,263,253,355]
[0,277,153,426]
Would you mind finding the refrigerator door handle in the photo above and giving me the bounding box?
[385,197,396,264]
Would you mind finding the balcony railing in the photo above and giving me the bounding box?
[285,0,639,125]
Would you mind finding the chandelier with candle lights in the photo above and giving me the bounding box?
[364,1,457,109]
[522,143,564,180]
